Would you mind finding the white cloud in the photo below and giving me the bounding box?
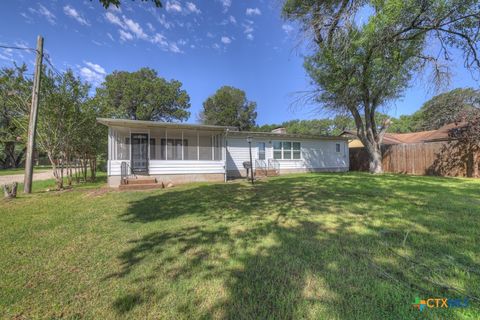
[0,53,12,61]
[151,33,184,54]
[282,24,294,35]
[157,14,173,29]
[219,0,231,12]
[29,4,56,25]
[20,12,33,23]
[186,2,201,14]
[152,33,168,46]
[63,5,89,26]
[84,61,106,75]
[107,32,114,41]
[166,1,182,13]
[104,10,182,53]
[123,16,148,39]
[105,12,123,28]
[221,36,231,44]
[229,15,237,24]
[246,8,261,16]
[119,29,133,41]
[207,32,214,38]
[105,12,148,40]
[80,62,106,85]
[147,8,173,29]
[169,43,182,53]
[242,20,254,40]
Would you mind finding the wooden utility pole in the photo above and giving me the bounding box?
[24,36,44,193]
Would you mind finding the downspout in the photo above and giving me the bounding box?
[224,128,229,182]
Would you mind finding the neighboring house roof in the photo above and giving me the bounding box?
[340,123,463,145]
[340,130,401,145]
[97,118,347,141]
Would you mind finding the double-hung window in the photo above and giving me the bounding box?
[273,141,301,160]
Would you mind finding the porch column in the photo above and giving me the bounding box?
[197,130,200,160]
[113,129,117,161]
[181,130,184,160]
[165,128,168,160]
[211,134,214,161]
[108,127,112,161]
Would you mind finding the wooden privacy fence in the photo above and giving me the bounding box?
[349,140,479,177]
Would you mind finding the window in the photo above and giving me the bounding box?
[150,138,156,159]
[282,142,291,159]
[336,143,341,153]
[161,139,187,160]
[273,141,301,160]
[293,142,301,159]
[273,141,282,159]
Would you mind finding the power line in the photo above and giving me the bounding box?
[0,44,37,52]
[0,43,62,76]
[43,53,63,77]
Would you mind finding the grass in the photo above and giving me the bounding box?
[0,172,479,319]
[0,166,51,176]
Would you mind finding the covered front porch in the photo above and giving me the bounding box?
[99,118,229,186]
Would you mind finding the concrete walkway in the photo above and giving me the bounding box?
[0,170,54,186]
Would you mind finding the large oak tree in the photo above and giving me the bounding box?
[283,0,480,173]
[95,67,191,122]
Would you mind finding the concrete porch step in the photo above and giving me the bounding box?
[255,170,279,177]
[119,183,162,190]
[125,178,157,185]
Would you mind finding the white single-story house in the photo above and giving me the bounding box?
[97,118,349,187]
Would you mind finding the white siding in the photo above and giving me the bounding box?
[108,160,225,176]
[108,160,124,176]
[149,160,225,174]
[299,140,349,170]
[226,136,349,174]
[226,137,258,176]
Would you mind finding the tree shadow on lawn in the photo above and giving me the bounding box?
[109,174,480,319]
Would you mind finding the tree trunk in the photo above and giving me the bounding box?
[367,148,383,174]
[4,141,17,168]
[47,152,63,190]
[89,157,96,181]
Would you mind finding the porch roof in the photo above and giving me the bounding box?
[97,118,236,132]
[97,118,348,141]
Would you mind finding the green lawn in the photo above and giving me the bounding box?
[0,173,479,319]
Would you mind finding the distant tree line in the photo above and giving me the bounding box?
[251,88,480,136]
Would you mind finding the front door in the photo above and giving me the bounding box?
[131,133,148,174]
[257,142,266,160]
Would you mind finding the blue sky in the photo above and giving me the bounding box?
[0,0,478,125]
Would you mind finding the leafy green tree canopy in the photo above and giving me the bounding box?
[201,86,257,131]
[95,67,191,122]
[0,64,31,168]
[416,88,480,130]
